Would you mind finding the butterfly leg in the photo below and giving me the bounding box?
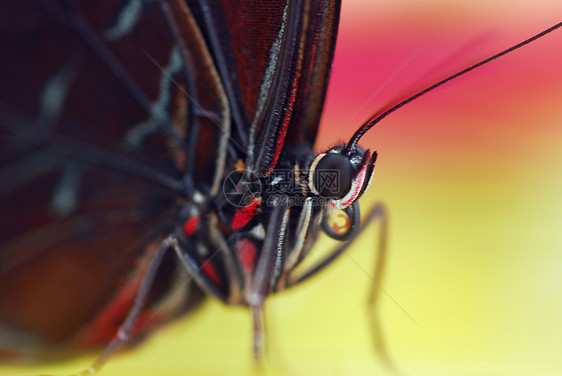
[249,203,291,360]
[53,236,178,376]
[285,202,387,287]
[251,304,266,361]
[361,204,400,372]
[281,202,395,367]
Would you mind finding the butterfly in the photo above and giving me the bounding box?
[1,0,561,375]
[0,0,382,369]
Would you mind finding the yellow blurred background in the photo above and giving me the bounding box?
[3,0,562,375]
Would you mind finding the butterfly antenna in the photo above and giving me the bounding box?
[348,21,562,148]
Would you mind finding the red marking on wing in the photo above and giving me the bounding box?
[72,259,159,347]
[201,260,223,286]
[183,216,199,236]
[231,199,260,230]
[235,239,257,273]
[268,71,301,175]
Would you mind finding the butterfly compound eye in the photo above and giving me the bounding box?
[313,153,352,198]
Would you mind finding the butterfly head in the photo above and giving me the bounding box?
[308,145,377,210]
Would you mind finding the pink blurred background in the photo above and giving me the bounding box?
[318,0,562,374]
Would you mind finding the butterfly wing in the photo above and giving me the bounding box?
[0,0,223,356]
[0,0,343,360]
[189,0,341,175]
